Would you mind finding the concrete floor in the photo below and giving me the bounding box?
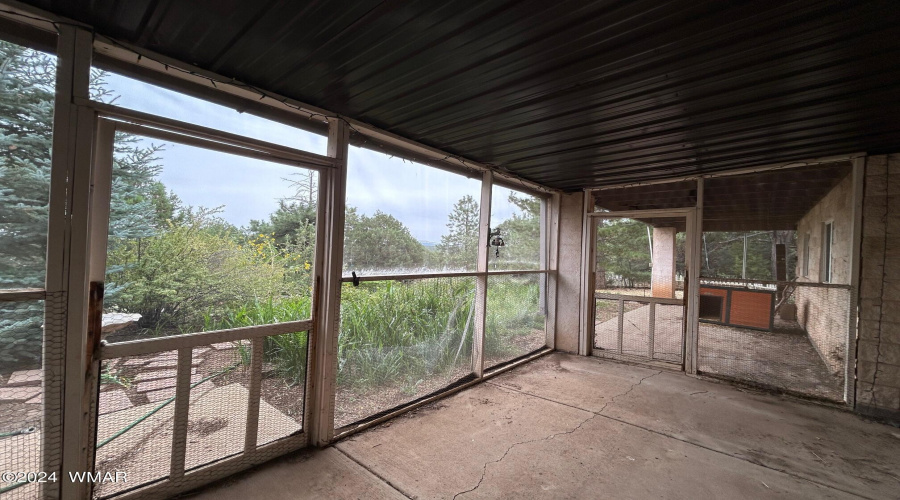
[182,353,900,500]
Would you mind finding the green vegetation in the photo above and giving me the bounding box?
[100,365,132,389]
[484,275,544,360]
[435,195,479,270]
[338,279,475,390]
[0,41,162,367]
[595,217,797,287]
[596,219,654,287]
[107,211,292,332]
[0,40,59,368]
[700,230,796,280]
[0,41,545,396]
[344,208,428,271]
[491,191,542,269]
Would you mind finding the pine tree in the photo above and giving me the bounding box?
[436,195,480,271]
[0,42,56,370]
[494,192,541,269]
[0,42,55,290]
[595,218,652,288]
[0,40,163,367]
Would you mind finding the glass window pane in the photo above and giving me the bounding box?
[92,69,327,156]
[104,133,318,342]
[343,147,482,275]
[485,273,547,369]
[335,277,475,428]
[489,185,544,270]
[802,233,810,277]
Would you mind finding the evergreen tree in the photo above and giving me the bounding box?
[0,42,57,370]
[595,219,652,287]
[494,192,542,269]
[0,40,162,367]
[107,136,163,240]
[343,209,427,271]
[0,41,56,290]
[436,194,479,270]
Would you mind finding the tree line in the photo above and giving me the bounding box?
[0,39,541,368]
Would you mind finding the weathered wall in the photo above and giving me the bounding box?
[796,174,853,284]
[857,155,900,419]
[555,192,584,353]
[795,286,851,375]
[795,173,853,372]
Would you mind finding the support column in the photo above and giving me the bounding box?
[554,192,584,354]
[309,119,348,446]
[685,180,704,374]
[651,227,677,299]
[473,171,492,377]
[53,25,96,500]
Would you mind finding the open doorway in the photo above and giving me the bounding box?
[591,215,688,368]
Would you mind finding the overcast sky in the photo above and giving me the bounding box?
[104,72,519,243]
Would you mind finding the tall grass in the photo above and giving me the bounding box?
[485,274,545,360]
[204,275,544,392]
[337,278,476,390]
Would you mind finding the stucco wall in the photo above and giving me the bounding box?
[856,155,900,419]
[651,227,676,298]
[554,192,584,353]
[794,173,853,373]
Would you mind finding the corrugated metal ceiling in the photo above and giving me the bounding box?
[593,162,851,231]
[23,0,900,190]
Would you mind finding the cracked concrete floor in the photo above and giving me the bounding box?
[183,353,900,500]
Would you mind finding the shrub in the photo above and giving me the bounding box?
[105,211,297,334]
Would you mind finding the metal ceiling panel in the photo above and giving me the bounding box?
[25,0,900,190]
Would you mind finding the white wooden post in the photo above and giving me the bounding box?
[473,170,492,377]
[846,156,865,406]
[545,193,560,349]
[579,191,596,356]
[87,121,115,284]
[52,25,96,500]
[309,119,348,446]
[648,301,656,359]
[684,179,704,374]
